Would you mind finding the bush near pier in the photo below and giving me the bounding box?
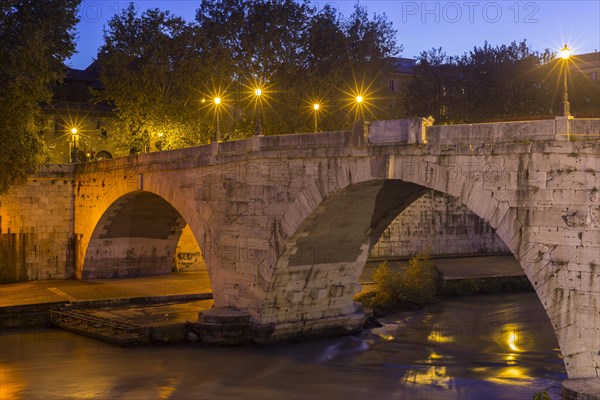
[356,253,532,315]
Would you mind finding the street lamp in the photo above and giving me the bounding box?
[559,44,572,117]
[214,96,222,142]
[71,127,78,163]
[254,87,263,136]
[313,103,320,133]
[354,94,365,122]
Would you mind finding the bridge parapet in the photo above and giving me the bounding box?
[426,117,600,145]
[74,118,599,176]
[364,117,599,146]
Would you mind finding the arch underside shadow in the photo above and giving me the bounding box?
[82,191,196,279]
[287,180,429,267]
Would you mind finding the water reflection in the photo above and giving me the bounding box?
[0,293,566,399]
[403,351,452,389]
[503,323,523,352]
[427,329,455,344]
[0,365,25,399]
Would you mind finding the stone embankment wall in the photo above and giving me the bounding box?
[371,191,509,259]
[0,165,75,282]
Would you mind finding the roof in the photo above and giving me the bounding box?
[571,52,600,73]
[574,52,600,63]
[64,60,102,90]
[388,57,416,75]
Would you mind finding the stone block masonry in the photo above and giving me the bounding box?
[0,165,75,282]
[371,190,509,259]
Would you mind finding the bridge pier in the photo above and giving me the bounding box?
[562,378,600,400]
[194,305,367,345]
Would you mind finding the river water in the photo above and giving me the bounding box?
[1,292,566,399]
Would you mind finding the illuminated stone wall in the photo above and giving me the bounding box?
[370,191,509,259]
[0,165,75,282]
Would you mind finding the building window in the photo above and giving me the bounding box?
[389,79,397,92]
[100,128,108,137]
[591,72,598,81]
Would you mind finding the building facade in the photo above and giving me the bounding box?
[40,62,125,163]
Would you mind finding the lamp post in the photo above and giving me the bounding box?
[313,103,320,133]
[254,87,263,136]
[355,95,364,122]
[559,44,572,117]
[214,96,222,142]
[71,127,78,163]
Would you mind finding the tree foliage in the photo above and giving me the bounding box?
[405,40,557,123]
[97,1,400,151]
[96,4,208,154]
[0,0,79,194]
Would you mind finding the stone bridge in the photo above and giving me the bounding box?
[4,117,600,381]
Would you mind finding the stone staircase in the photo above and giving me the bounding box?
[49,309,149,346]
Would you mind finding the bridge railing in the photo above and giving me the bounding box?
[365,117,600,145]
[217,129,353,154]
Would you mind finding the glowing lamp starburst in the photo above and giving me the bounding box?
[559,44,572,60]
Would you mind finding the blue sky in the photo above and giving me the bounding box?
[69,0,600,69]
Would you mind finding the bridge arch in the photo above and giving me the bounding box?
[267,177,518,320]
[265,157,583,377]
[79,190,214,288]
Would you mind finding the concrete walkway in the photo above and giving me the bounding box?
[0,271,212,308]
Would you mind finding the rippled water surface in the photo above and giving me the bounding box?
[0,292,566,399]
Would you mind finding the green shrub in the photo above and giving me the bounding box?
[356,253,443,314]
[357,261,403,314]
[398,253,443,306]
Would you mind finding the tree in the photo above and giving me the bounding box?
[0,0,79,194]
[299,4,401,131]
[96,4,209,153]
[195,0,314,136]
[197,0,400,135]
[406,40,554,123]
[98,1,401,146]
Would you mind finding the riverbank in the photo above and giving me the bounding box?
[0,255,528,334]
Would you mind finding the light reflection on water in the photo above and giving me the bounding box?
[0,293,566,399]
